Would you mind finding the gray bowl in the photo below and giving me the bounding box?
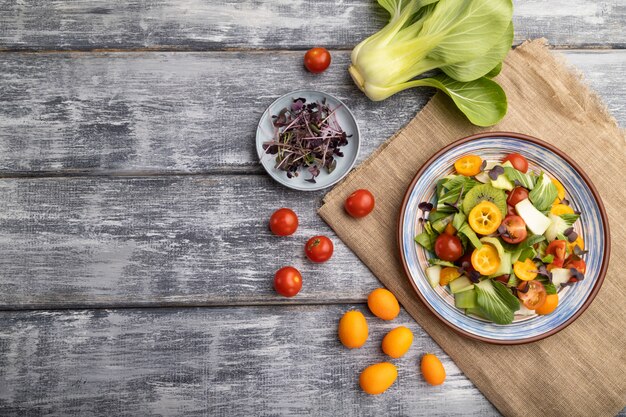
[256,90,361,191]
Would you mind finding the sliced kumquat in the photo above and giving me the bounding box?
[470,244,501,276]
[550,204,574,216]
[439,267,461,286]
[454,155,483,177]
[513,258,538,281]
[468,201,502,235]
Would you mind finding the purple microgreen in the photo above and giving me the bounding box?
[480,160,487,171]
[513,179,522,187]
[265,99,348,181]
[418,202,434,213]
[468,271,481,283]
[563,227,574,236]
[567,231,578,243]
[561,198,570,205]
[573,246,588,257]
[574,210,581,215]
[497,225,507,235]
[488,165,505,180]
[560,281,576,288]
[532,264,553,282]
[518,283,530,294]
[570,268,585,281]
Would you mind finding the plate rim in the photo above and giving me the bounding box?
[397,131,611,345]
[255,89,361,192]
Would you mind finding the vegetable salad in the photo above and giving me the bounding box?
[415,153,587,324]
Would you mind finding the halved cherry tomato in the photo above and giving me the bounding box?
[517,280,546,310]
[456,253,476,273]
[274,266,302,297]
[434,234,463,262]
[305,236,334,263]
[546,240,567,262]
[513,258,538,281]
[468,201,502,235]
[444,223,456,236]
[500,215,528,244]
[535,294,558,315]
[471,244,500,275]
[439,267,461,286]
[564,257,586,275]
[345,189,375,218]
[304,47,331,73]
[550,204,574,216]
[506,187,529,207]
[502,153,528,173]
[269,208,299,236]
[494,275,509,284]
[547,259,564,270]
[454,155,483,176]
[551,178,566,204]
[507,205,516,216]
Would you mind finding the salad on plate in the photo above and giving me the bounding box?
[414,152,587,325]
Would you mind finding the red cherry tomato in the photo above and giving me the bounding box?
[434,234,463,262]
[269,208,299,236]
[500,215,528,244]
[507,187,529,207]
[274,266,302,297]
[345,189,375,218]
[304,47,331,73]
[564,257,586,275]
[546,240,568,262]
[305,235,334,263]
[456,253,475,273]
[517,280,547,310]
[502,153,529,173]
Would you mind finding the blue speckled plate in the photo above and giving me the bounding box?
[398,132,610,344]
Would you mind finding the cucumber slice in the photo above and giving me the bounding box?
[425,265,442,288]
[449,276,474,294]
[515,198,551,235]
[455,289,477,309]
[490,252,512,276]
[491,174,514,191]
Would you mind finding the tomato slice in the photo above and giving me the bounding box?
[454,155,483,176]
[517,280,547,310]
[502,153,529,173]
[506,187,529,207]
[564,257,586,275]
[546,240,568,262]
[500,215,527,244]
[468,201,502,235]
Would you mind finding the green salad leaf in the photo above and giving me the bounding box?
[428,258,456,267]
[503,166,535,190]
[529,172,558,212]
[436,176,479,212]
[475,279,520,324]
[441,22,514,82]
[414,232,436,251]
[559,213,580,226]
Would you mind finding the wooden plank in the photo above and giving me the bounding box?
[0,50,623,175]
[0,0,624,51]
[0,306,499,416]
[0,174,384,309]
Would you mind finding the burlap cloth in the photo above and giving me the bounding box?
[319,39,626,417]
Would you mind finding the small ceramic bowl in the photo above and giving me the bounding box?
[398,132,610,344]
[256,90,360,191]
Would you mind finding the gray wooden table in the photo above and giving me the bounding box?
[0,1,624,416]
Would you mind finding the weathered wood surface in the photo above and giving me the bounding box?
[0,174,383,309]
[0,0,624,51]
[0,306,499,416]
[0,50,624,175]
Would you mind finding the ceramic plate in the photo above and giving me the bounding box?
[398,132,610,344]
[256,90,360,191]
